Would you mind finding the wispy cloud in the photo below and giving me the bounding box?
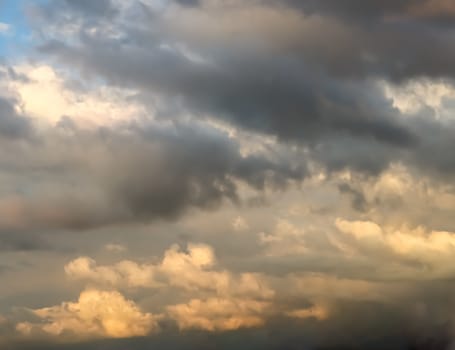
[0,22,10,34]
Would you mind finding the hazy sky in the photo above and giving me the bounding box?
[1,0,455,349]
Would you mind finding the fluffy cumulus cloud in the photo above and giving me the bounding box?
[63,243,275,332]
[1,0,455,349]
[64,243,274,299]
[16,289,159,339]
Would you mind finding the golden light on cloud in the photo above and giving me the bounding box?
[167,298,269,331]
[64,243,274,299]
[285,305,329,321]
[3,64,146,128]
[16,289,159,340]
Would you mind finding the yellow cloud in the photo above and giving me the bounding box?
[65,243,274,299]
[167,297,269,331]
[286,305,329,321]
[335,218,455,279]
[2,64,145,128]
[17,289,159,340]
[335,218,383,241]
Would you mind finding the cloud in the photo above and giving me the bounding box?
[104,243,127,253]
[0,92,304,233]
[0,96,32,139]
[0,22,10,34]
[3,1,455,349]
[17,289,159,340]
[0,231,49,251]
[27,0,455,182]
[259,219,307,256]
[174,0,201,7]
[2,1,455,237]
[167,297,269,331]
[285,304,329,321]
[232,216,249,232]
[65,243,274,299]
[4,64,145,127]
[334,218,455,279]
[276,0,455,22]
[335,164,455,229]
[408,0,455,20]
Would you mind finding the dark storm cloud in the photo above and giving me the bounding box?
[161,0,455,23]
[38,35,422,177]
[0,111,305,233]
[262,0,455,80]
[277,0,455,23]
[38,30,417,145]
[8,0,454,220]
[276,0,412,18]
[29,0,455,179]
[33,0,455,84]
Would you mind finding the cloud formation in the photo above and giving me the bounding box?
[1,0,455,349]
[25,0,455,182]
[65,243,273,298]
[0,74,304,233]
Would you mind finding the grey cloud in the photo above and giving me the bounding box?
[39,34,417,143]
[337,183,368,212]
[38,36,422,177]
[260,1,455,80]
[61,0,115,16]
[0,232,49,252]
[2,2,455,349]
[5,67,31,83]
[277,0,455,23]
[0,97,32,139]
[33,0,455,83]
[27,0,118,32]
[276,0,413,18]
[21,0,455,229]
[32,0,455,179]
[8,0,455,234]
[174,0,201,7]
[0,116,305,233]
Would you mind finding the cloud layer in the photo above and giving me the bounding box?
[1,0,455,349]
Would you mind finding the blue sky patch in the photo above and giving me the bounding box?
[0,0,32,58]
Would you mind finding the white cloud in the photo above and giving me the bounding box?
[2,64,146,127]
[381,78,455,120]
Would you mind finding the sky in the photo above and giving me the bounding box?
[1,0,455,349]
